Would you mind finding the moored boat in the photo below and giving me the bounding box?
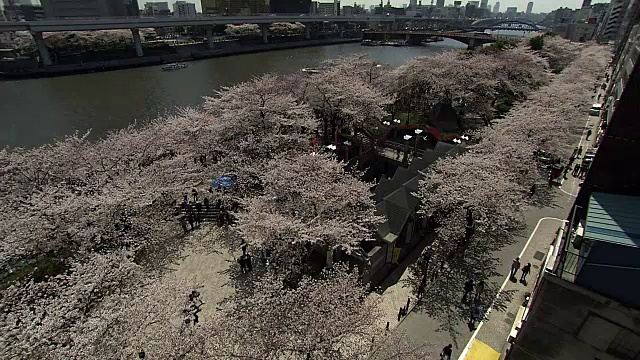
[161,63,188,71]
[361,39,380,46]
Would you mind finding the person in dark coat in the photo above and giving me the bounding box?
[195,201,203,226]
[572,163,580,177]
[474,280,485,301]
[179,215,188,234]
[521,263,532,281]
[188,211,195,231]
[463,279,474,303]
[586,129,593,140]
[440,344,453,360]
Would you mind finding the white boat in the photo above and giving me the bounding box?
[162,63,188,71]
[301,68,321,74]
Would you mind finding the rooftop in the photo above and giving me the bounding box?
[585,192,640,248]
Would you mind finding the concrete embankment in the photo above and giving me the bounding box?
[0,38,361,79]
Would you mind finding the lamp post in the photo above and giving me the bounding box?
[402,134,413,164]
[343,140,352,162]
[414,129,423,156]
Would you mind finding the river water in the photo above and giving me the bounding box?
[0,40,466,148]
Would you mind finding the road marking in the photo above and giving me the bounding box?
[559,187,577,197]
[457,217,564,360]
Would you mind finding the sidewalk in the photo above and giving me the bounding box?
[382,86,607,359]
[458,218,563,360]
[456,86,606,360]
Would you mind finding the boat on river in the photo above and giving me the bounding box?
[379,41,407,47]
[361,40,380,46]
[161,63,188,71]
[301,68,321,74]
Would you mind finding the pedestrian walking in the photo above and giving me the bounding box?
[474,280,485,301]
[462,279,474,303]
[195,201,203,225]
[528,184,536,198]
[521,263,532,282]
[440,344,453,360]
[580,163,589,179]
[577,146,583,157]
[182,193,188,206]
[511,257,521,278]
[586,129,593,140]
[191,188,198,203]
[572,163,580,177]
[187,211,195,231]
[179,215,188,234]
[397,307,403,321]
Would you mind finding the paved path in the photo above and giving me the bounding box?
[381,85,607,359]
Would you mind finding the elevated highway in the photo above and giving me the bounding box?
[363,30,497,49]
[0,15,470,32]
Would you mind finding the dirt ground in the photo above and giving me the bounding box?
[167,227,238,319]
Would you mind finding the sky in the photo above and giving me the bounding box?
[136,0,608,16]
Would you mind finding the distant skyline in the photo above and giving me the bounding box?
[16,0,608,17]
[135,0,608,15]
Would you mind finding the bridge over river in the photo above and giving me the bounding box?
[363,30,497,49]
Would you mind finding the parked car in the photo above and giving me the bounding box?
[589,103,602,116]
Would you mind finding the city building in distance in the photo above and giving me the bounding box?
[504,6,516,18]
[173,1,196,17]
[199,0,269,15]
[270,0,312,14]
[39,0,139,18]
[144,1,170,16]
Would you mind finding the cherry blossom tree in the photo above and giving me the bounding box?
[234,153,382,272]
[405,43,610,337]
[218,266,385,359]
[303,57,393,144]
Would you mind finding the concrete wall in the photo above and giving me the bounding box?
[507,274,640,360]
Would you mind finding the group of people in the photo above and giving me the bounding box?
[462,279,486,330]
[176,188,234,233]
[567,146,591,180]
[183,290,203,325]
[510,257,532,283]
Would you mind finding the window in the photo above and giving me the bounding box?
[607,329,640,360]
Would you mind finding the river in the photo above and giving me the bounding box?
[0,40,466,149]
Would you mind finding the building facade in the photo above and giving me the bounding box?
[601,0,629,41]
[492,1,498,13]
[316,1,336,15]
[506,3,640,359]
[173,0,196,16]
[270,0,312,13]
[526,1,533,14]
[144,1,170,15]
[504,6,516,17]
[40,0,139,18]
[200,0,269,15]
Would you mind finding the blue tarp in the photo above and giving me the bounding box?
[212,175,236,190]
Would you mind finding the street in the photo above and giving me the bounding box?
[394,95,604,359]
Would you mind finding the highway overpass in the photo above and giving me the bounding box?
[0,15,471,32]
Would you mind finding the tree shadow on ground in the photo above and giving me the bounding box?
[375,233,436,294]
[404,233,519,346]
